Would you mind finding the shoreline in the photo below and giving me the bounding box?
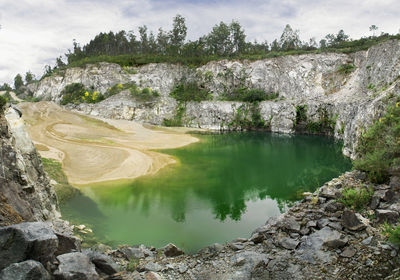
[19,102,199,186]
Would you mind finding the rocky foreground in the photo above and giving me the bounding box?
[2,40,400,279]
[1,170,400,280]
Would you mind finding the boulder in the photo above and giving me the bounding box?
[0,260,51,280]
[340,247,356,258]
[278,237,299,250]
[280,216,301,232]
[297,227,347,264]
[390,176,400,191]
[144,271,163,280]
[369,195,381,210]
[55,233,81,256]
[229,242,245,251]
[84,249,120,275]
[319,186,339,199]
[249,232,265,244]
[341,210,368,231]
[54,252,99,280]
[143,262,162,272]
[160,243,184,257]
[119,245,153,259]
[375,209,399,223]
[0,222,58,270]
[197,243,224,256]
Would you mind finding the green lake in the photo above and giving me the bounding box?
[61,132,352,253]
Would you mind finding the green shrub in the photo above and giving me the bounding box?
[338,63,356,74]
[122,66,138,74]
[223,87,278,102]
[126,258,139,272]
[295,105,307,125]
[60,83,104,105]
[104,83,126,98]
[105,82,159,101]
[354,99,400,183]
[131,87,160,101]
[0,95,7,111]
[338,185,373,210]
[170,82,211,102]
[383,222,400,246]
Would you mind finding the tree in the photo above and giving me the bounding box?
[148,31,157,54]
[324,30,349,47]
[0,83,12,91]
[156,28,169,55]
[229,20,246,54]
[169,14,187,55]
[138,25,149,54]
[336,29,349,43]
[14,74,23,90]
[270,39,280,51]
[369,25,378,37]
[279,24,301,50]
[25,71,34,84]
[308,37,317,49]
[319,39,327,49]
[44,65,53,76]
[207,21,232,55]
[56,56,66,68]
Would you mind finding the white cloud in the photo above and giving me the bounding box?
[0,0,399,84]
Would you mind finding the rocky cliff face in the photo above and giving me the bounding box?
[30,40,400,159]
[0,106,59,226]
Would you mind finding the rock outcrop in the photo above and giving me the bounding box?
[30,40,400,159]
[0,106,59,225]
[100,171,400,280]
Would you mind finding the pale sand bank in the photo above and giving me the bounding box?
[19,102,199,186]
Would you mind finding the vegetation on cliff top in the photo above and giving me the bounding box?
[16,14,396,82]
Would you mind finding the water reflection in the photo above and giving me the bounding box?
[61,132,351,251]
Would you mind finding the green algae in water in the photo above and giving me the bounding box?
[61,132,351,253]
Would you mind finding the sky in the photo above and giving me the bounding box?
[0,0,399,85]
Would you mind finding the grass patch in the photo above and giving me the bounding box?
[105,82,159,101]
[383,222,400,246]
[41,157,79,203]
[354,99,400,183]
[337,63,356,74]
[338,185,373,211]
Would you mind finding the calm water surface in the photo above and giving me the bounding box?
[61,132,351,253]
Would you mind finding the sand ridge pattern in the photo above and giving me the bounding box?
[19,102,198,185]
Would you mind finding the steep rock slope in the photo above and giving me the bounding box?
[0,106,59,226]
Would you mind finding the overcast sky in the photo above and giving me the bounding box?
[0,0,399,84]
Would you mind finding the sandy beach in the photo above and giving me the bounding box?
[19,102,199,185]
